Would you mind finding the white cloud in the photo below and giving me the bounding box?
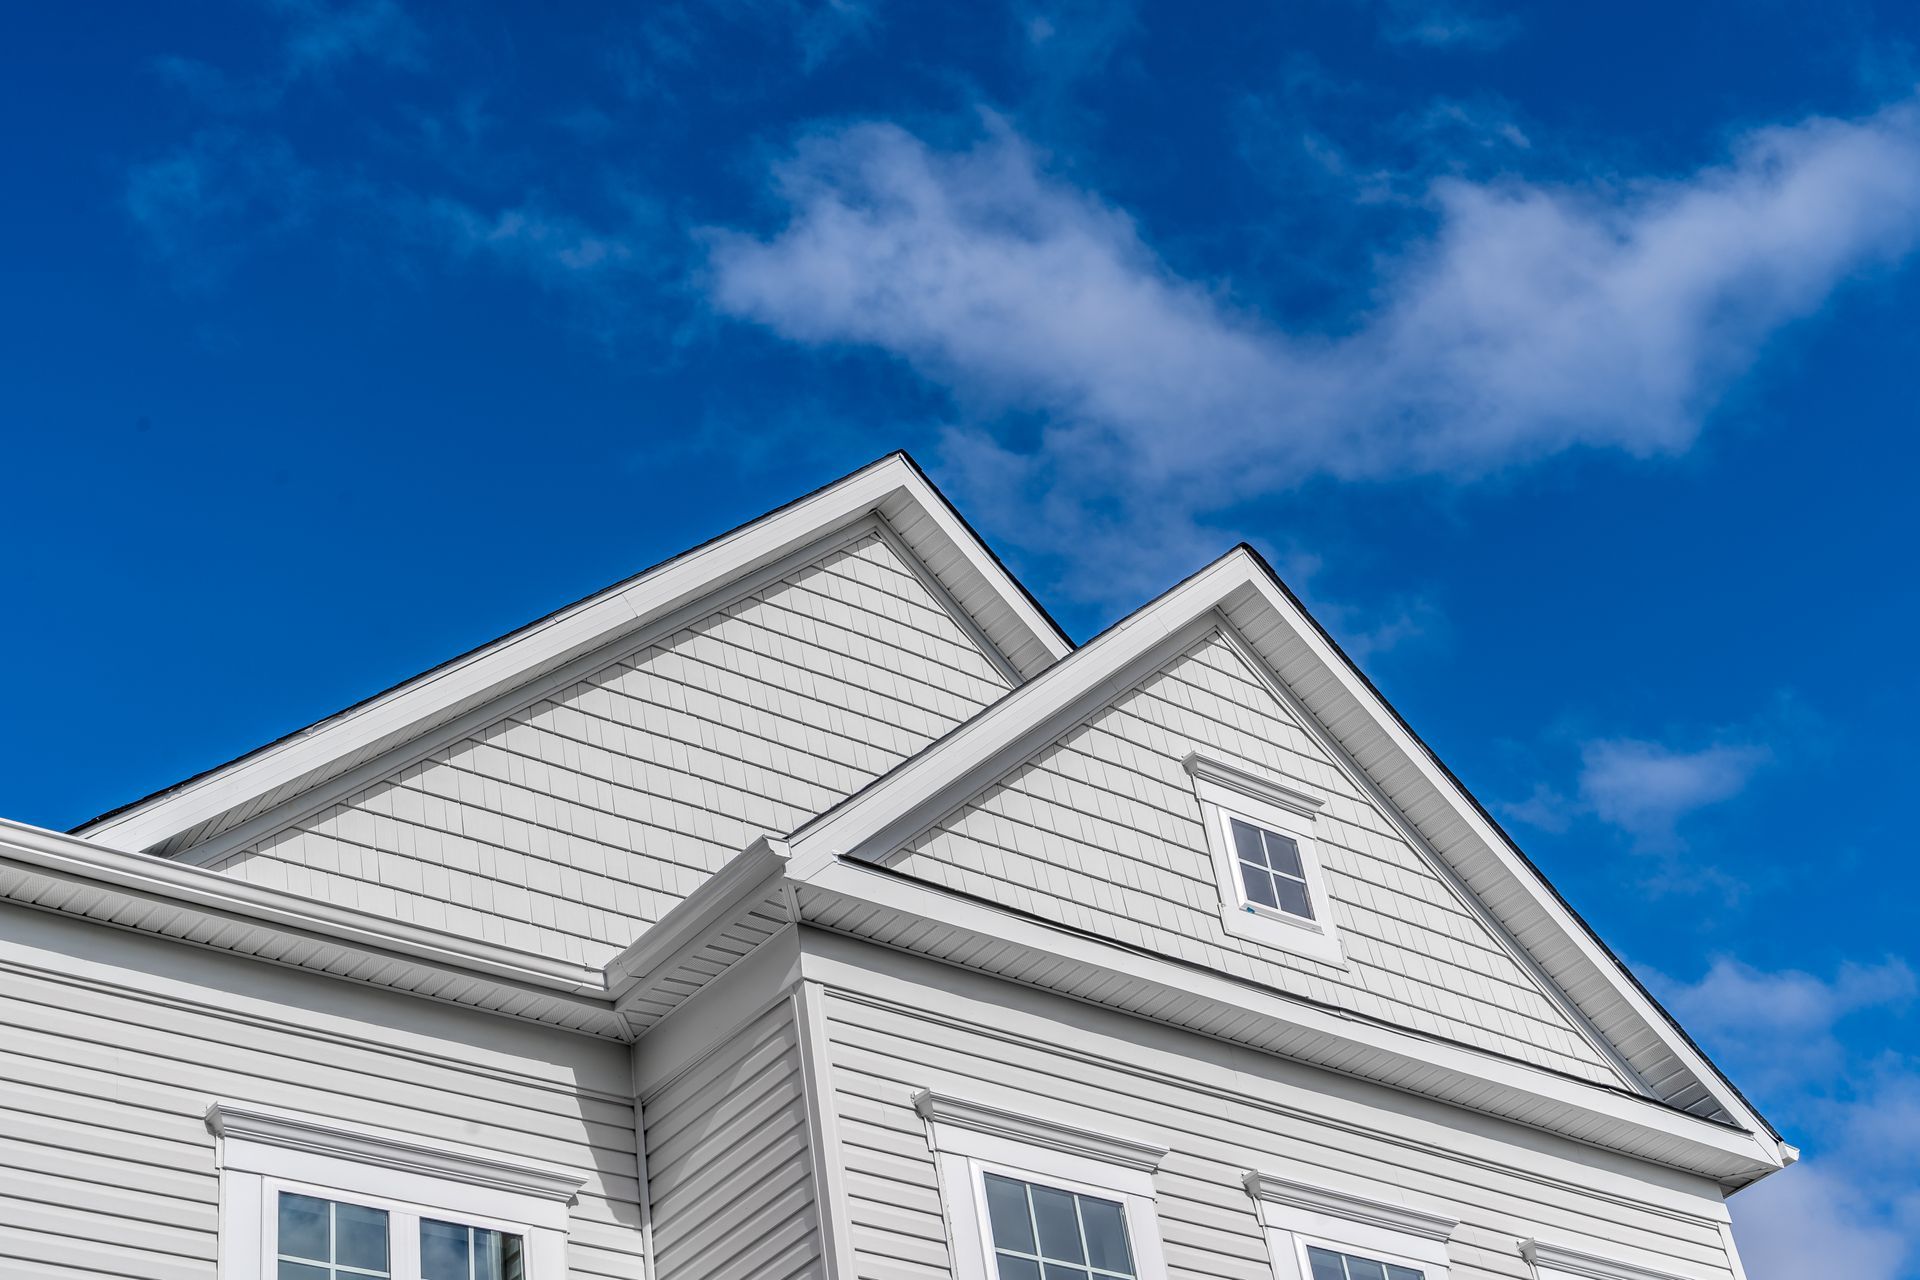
[1376,0,1518,50]
[1575,737,1771,848]
[125,130,315,284]
[705,101,1920,599]
[1729,1161,1909,1280]
[269,0,423,77]
[1654,956,1914,1094]
[1649,957,1919,1279]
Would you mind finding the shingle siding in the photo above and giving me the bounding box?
[208,532,1012,965]
[892,629,1624,1087]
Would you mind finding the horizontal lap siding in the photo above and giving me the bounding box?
[0,949,639,1280]
[643,1003,822,1280]
[215,533,1011,966]
[893,631,1621,1085]
[821,990,1736,1280]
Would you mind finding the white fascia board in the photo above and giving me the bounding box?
[798,856,1784,1185]
[604,836,790,1006]
[0,817,617,1023]
[79,454,1064,856]
[1222,563,1783,1154]
[787,554,1243,879]
[786,545,1784,1166]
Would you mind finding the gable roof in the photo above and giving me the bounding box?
[75,452,1073,858]
[784,544,1785,1158]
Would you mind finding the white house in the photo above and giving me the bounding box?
[0,452,1791,1280]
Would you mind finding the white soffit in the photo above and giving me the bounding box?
[785,547,1784,1161]
[73,452,1071,857]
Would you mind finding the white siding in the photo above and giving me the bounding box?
[815,940,1741,1280]
[212,532,1012,966]
[0,906,640,1280]
[892,630,1624,1087]
[643,1002,822,1280]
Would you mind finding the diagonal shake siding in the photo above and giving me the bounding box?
[207,532,1012,966]
[891,630,1624,1087]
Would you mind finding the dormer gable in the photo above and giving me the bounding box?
[786,546,1782,1150]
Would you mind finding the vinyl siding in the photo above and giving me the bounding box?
[892,629,1624,1088]
[211,531,1013,966]
[0,906,640,1280]
[643,1002,822,1280]
[815,947,1741,1280]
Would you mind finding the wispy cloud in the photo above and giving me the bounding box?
[271,0,424,77]
[1655,955,1915,1095]
[1376,0,1518,51]
[704,101,1920,600]
[1649,956,1919,1279]
[1575,737,1772,848]
[125,130,316,286]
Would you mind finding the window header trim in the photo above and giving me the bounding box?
[206,1102,586,1204]
[913,1089,1168,1173]
[1183,751,1325,819]
[1243,1171,1459,1243]
[1521,1240,1693,1280]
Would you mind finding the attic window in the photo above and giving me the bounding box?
[1184,752,1345,967]
[1230,817,1314,921]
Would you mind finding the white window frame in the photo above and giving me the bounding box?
[1521,1240,1693,1280]
[1184,752,1345,966]
[915,1089,1171,1280]
[1244,1171,1458,1280]
[206,1102,586,1280]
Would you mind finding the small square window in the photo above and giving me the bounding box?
[1231,818,1314,921]
[1186,753,1345,965]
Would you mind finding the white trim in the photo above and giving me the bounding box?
[790,545,1787,1166]
[1183,751,1324,817]
[79,453,1068,856]
[1246,1170,1457,1278]
[1187,755,1345,967]
[207,1102,586,1205]
[914,1090,1169,1173]
[606,835,791,1006]
[919,1092,1169,1280]
[1522,1241,1700,1280]
[794,979,859,1278]
[1243,1173,1459,1243]
[800,859,1784,1184]
[0,817,625,1036]
[208,1101,582,1280]
[1205,625,1648,1093]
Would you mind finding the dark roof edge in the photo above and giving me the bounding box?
[74,450,1067,837]
[1232,541,1783,1149]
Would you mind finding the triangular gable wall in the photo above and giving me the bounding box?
[791,547,1776,1138]
[890,627,1631,1089]
[75,452,1071,860]
[206,528,1014,966]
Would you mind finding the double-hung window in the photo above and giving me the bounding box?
[917,1090,1170,1280]
[1244,1172,1457,1280]
[208,1102,584,1280]
[1184,752,1344,966]
[271,1190,526,1280]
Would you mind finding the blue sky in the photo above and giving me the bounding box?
[3,1,1917,1269]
